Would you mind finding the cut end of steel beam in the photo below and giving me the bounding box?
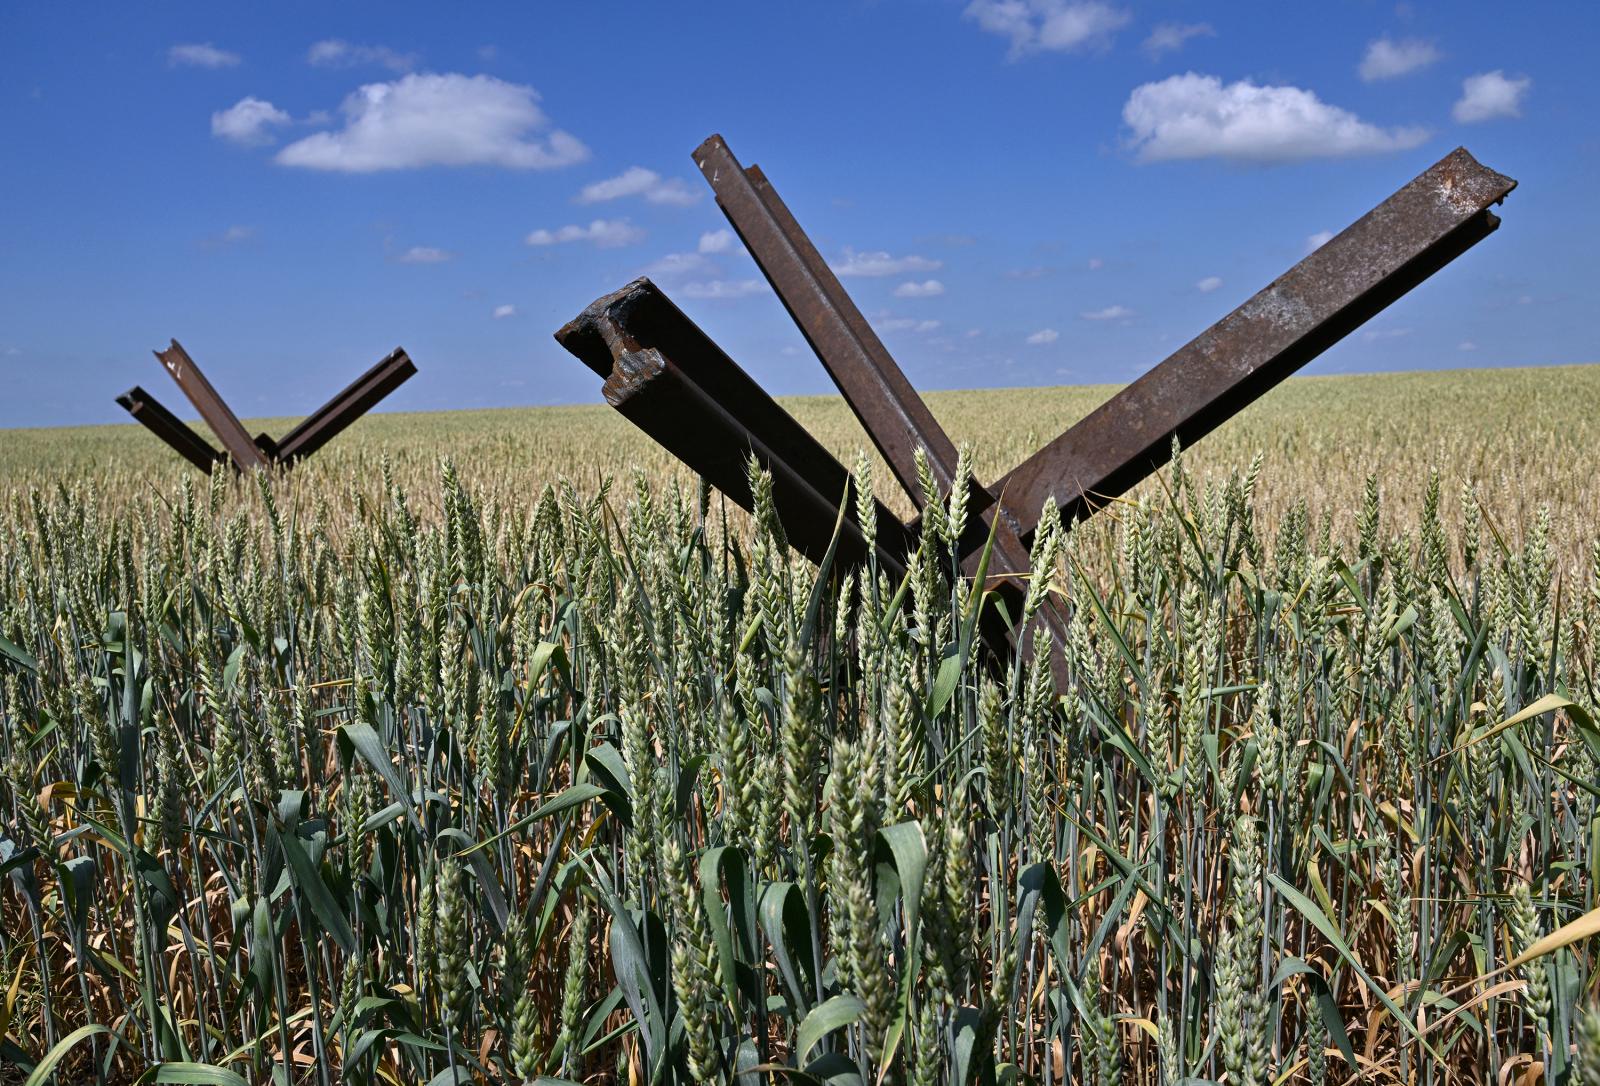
[692,133,730,168]
[693,133,962,502]
[153,341,182,379]
[115,384,227,472]
[554,279,655,378]
[599,346,668,409]
[557,277,920,569]
[1432,147,1516,211]
[151,338,271,471]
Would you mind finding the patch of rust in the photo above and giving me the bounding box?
[1239,287,1312,335]
[1432,150,1518,216]
[601,348,667,408]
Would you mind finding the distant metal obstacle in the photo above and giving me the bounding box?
[558,134,1515,660]
[117,340,416,471]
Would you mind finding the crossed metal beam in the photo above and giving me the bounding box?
[559,137,1515,660]
[117,339,416,471]
[560,135,1515,660]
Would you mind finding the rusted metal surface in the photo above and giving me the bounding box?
[564,138,1513,680]
[608,348,902,581]
[556,277,1058,673]
[275,347,415,463]
[556,278,916,571]
[991,147,1516,539]
[695,135,961,498]
[153,339,270,471]
[693,135,1049,601]
[121,341,417,472]
[115,386,225,472]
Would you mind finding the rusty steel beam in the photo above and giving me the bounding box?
[559,139,1513,683]
[274,347,416,464]
[693,136,1054,597]
[991,147,1516,541]
[604,352,901,582]
[153,339,270,471]
[130,339,417,472]
[694,135,961,501]
[557,278,1059,675]
[556,278,916,571]
[115,385,226,473]
[694,135,1069,668]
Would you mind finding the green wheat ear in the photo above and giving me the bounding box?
[5,371,1600,1082]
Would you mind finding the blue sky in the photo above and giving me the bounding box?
[1,1,1594,428]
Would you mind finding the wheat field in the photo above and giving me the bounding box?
[3,364,1597,555]
[2,363,1599,1085]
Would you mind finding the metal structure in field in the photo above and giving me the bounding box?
[116,340,416,472]
[562,135,1515,654]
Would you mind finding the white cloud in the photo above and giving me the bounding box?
[200,225,255,249]
[1196,275,1222,293]
[169,43,241,69]
[275,73,590,172]
[678,279,767,299]
[1122,73,1429,163]
[1142,22,1213,59]
[1458,341,1477,352]
[894,279,946,298]
[396,246,453,264]
[306,40,417,72]
[1306,229,1334,253]
[576,166,698,207]
[1080,304,1134,321]
[1453,71,1531,123]
[640,251,712,278]
[881,318,942,333]
[525,219,644,248]
[493,304,517,319]
[831,248,942,278]
[1359,38,1440,82]
[212,97,292,146]
[1362,326,1413,342]
[964,0,1130,59]
[1027,328,1060,344]
[1087,257,1103,270]
[698,228,737,254]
